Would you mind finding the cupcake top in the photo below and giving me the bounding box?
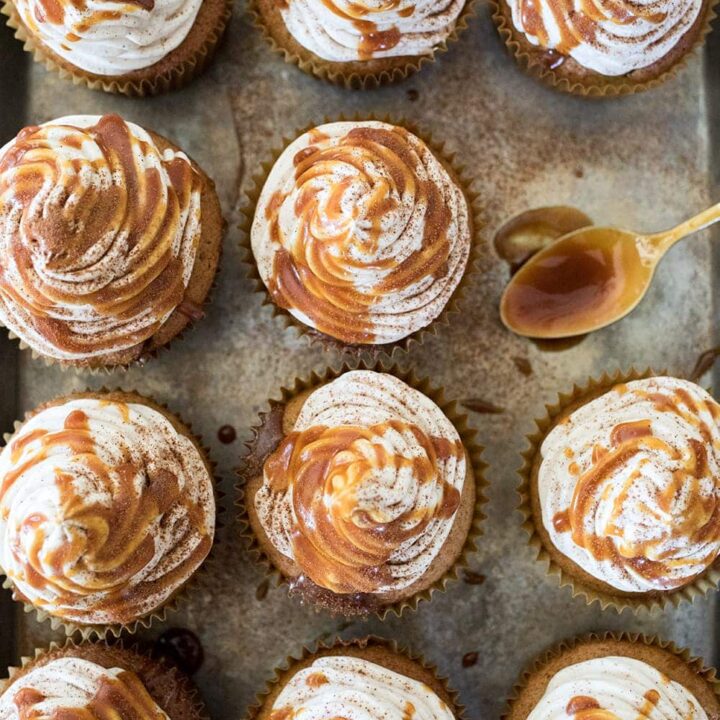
[526,655,707,719]
[0,395,215,625]
[254,370,467,595]
[270,656,455,720]
[13,0,203,76]
[251,121,471,346]
[0,657,169,720]
[0,114,202,364]
[505,0,703,76]
[278,0,466,63]
[538,376,720,593]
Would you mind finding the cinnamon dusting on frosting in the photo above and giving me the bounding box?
[0,114,202,363]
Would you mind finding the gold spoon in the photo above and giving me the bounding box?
[499,201,720,339]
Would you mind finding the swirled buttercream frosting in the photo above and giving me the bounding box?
[254,370,467,595]
[251,121,471,345]
[13,0,203,76]
[278,0,466,62]
[0,657,169,720]
[0,114,202,363]
[269,656,455,720]
[0,396,215,625]
[506,0,703,76]
[538,376,720,593]
[526,656,708,720]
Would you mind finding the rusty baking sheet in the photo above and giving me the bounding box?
[1,4,720,719]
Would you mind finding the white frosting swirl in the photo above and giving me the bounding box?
[527,656,708,720]
[0,114,202,363]
[0,658,169,720]
[270,656,455,720]
[539,376,720,593]
[251,121,470,346]
[255,370,467,594]
[506,0,702,76]
[280,0,465,62]
[0,397,215,625]
[13,0,203,76]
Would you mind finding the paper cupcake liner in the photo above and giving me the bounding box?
[0,388,223,641]
[0,0,233,96]
[490,0,718,96]
[249,0,477,89]
[246,636,465,720]
[238,115,484,362]
[518,368,720,613]
[1,638,209,719]
[236,359,488,620]
[503,631,720,720]
[0,130,225,374]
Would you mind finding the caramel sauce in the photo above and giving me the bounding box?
[307,672,329,688]
[494,206,592,274]
[356,22,401,60]
[263,419,464,594]
[461,652,479,668]
[501,227,653,338]
[690,347,720,382]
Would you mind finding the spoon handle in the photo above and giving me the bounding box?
[651,200,720,252]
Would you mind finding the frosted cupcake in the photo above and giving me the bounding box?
[2,0,233,95]
[522,374,720,610]
[240,369,483,616]
[1,642,206,720]
[0,114,224,369]
[0,390,216,637]
[251,638,461,720]
[248,121,474,353]
[505,634,720,720]
[251,0,473,87]
[492,0,716,94]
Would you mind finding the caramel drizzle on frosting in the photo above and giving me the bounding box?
[32,0,155,27]
[0,399,213,624]
[517,0,668,55]
[263,419,462,594]
[263,125,459,345]
[551,382,720,590]
[0,114,201,361]
[1,659,168,720]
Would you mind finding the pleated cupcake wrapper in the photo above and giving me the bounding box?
[490,0,718,97]
[502,631,720,720]
[0,0,233,96]
[249,0,477,89]
[0,388,224,640]
[236,358,488,620]
[246,636,465,720]
[1,638,209,719]
[518,367,720,614]
[0,139,226,374]
[238,114,484,362]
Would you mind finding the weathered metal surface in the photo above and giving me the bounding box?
[1,5,720,718]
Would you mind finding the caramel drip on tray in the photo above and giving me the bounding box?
[263,419,463,594]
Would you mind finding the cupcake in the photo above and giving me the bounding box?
[251,0,473,88]
[491,0,716,95]
[247,120,475,354]
[239,368,483,616]
[251,638,461,720]
[0,390,216,637]
[522,373,720,610]
[1,641,206,720]
[505,633,720,719]
[0,114,224,370]
[2,0,233,95]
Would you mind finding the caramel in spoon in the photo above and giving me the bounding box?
[500,201,720,339]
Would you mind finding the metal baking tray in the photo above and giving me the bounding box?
[1,5,719,718]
